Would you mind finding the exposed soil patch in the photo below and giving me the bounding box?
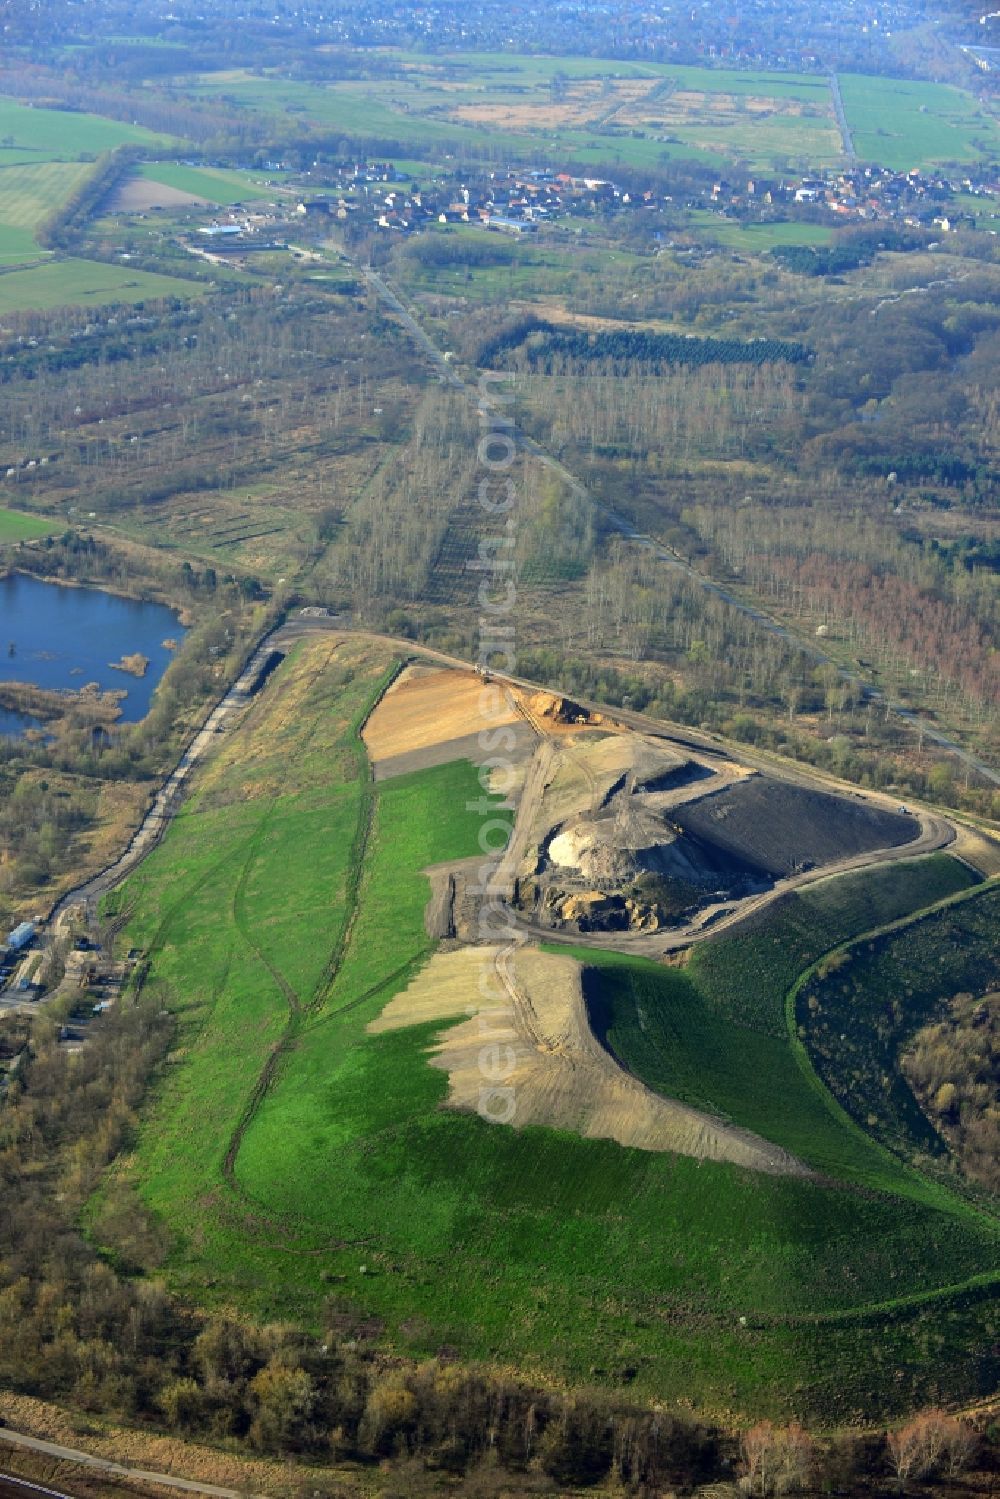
[363,664,523,774]
[369,944,808,1175]
[506,732,762,934]
[108,177,211,212]
[374,725,536,781]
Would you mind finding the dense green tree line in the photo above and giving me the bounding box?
[485,320,811,372]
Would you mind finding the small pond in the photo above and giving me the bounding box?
[0,573,186,738]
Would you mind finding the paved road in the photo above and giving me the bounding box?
[0,623,331,1012]
[359,264,999,789]
[0,1475,82,1499]
[829,72,856,162]
[0,1430,247,1499]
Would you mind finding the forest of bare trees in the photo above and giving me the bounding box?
[902,991,1000,1193]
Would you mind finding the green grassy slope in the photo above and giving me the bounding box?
[0,97,168,162]
[583,857,985,1195]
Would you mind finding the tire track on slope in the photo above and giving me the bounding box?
[306,659,407,1014]
[227,645,364,1022]
[231,816,302,1014]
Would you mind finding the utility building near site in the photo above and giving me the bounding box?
[5,922,35,954]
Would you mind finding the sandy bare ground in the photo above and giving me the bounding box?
[363,664,523,775]
[614,90,817,128]
[951,824,1000,877]
[496,726,747,890]
[448,80,651,131]
[369,944,808,1176]
[108,179,211,212]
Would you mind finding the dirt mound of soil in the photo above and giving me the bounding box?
[525,690,605,727]
[548,805,755,890]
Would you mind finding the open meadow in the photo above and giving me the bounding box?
[0,97,168,163]
[0,257,206,314]
[0,507,59,542]
[839,72,1000,170]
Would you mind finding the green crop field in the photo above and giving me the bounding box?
[0,257,206,313]
[839,73,1000,170]
[0,160,98,264]
[0,96,168,164]
[135,161,272,204]
[0,507,58,542]
[0,101,174,278]
[93,643,1000,1421]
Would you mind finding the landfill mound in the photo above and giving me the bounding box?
[510,734,919,936]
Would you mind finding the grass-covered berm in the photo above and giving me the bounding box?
[93,639,1000,1422]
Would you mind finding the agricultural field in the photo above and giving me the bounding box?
[94,640,1000,1422]
[0,257,206,314]
[0,507,58,542]
[0,96,169,164]
[192,61,832,172]
[839,72,1000,170]
[104,160,278,214]
[0,100,171,273]
[191,54,1000,174]
[0,160,97,263]
[0,97,197,308]
[135,161,269,202]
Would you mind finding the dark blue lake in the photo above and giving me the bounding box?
[0,573,186,737]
